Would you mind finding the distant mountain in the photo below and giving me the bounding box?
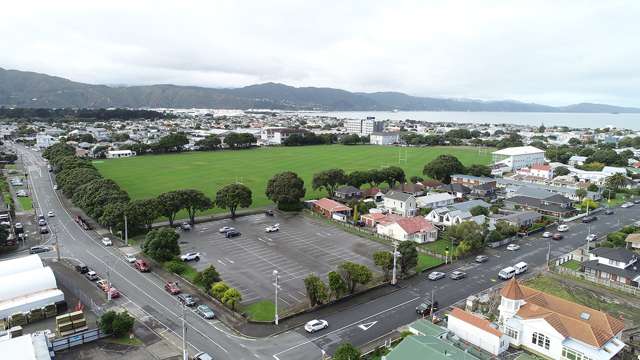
[1,67,639,113]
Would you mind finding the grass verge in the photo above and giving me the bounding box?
[243,300,276,322]
[560,259,581,271]
[418,239,456,256]
[416,254,443,273]
[17,196,32,211]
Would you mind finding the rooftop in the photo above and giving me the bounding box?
[313,198,351,212]
[492,146,544,156]
[591,247,638,264]
[449,308,502,337]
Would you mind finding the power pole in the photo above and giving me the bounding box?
[124,214,128,246]
[546,241,551,271]
[273,270,279,325]
[52,224,60,262]
[391,241,399,285]
[182,302,188,360]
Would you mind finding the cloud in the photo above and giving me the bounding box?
[1,0,639,106]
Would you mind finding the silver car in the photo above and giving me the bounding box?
[427,271,446,280]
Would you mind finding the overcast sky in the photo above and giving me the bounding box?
[2,1,639,106]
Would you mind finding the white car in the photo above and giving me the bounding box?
[53,184,58,190]
[125,254,136,263]
[506,244,521,251]
[557,224,569,232]
[428,271,446,280]
[621,202,633,208]
[265,224,280,233]
[542,231,552,238]
[586,234,598,242]
[101,237,113,246]
[304,319,328,333]
[219,226,235,233]
[47,211,55,217]
[180,252,201,262]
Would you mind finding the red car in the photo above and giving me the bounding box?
[164,281,181,295]
[134,259,150,272]
[552,233,563,240]
[107,287,120,299]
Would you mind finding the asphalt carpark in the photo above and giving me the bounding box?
[177,212,390,310]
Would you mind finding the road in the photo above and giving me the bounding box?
[7,143,640,360]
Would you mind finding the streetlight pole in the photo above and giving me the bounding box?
[51,224,60,262]
[273,270,279,325]
[182,302,188,360]
[391,241,399,285]
[124,214,128,246]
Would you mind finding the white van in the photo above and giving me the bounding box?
[514,262,528,275]
[557,224,569,232]
[499,266,516,280]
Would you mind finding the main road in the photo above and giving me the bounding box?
[9,143,640,360]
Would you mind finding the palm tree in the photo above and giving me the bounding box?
[575,188,587,202]
[605,173,627,191]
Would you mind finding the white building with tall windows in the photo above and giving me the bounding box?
[344,117,384,136]
[492,146,545,172]
[498,279,625,360]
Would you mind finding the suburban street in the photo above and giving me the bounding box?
[6,143,640,360]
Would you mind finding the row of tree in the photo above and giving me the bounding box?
[312,166,407,197]
[283,133,337,146]
[120,132,257,155]
[0,107,170,121]
[423,154,492,183]
[303,261,373,307]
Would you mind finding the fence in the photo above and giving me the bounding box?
[50,328,109,352]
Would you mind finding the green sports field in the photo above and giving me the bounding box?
[94,145,492,214]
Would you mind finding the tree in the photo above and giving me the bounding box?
[581,198,598,211]
[98,202,127,232]
[332,342,361,360]
[224,133,256,149]
[568,137,581,146]
[423,155,465,183]
[338,261,373,294]
[153,132,189,153]
[42,143,74,162]
[265,171,306,211]
[445,222,485,256]
[54,156,95,174]
[195,135,222,151]
[178,189,212,224]
[397,242,418,277]
[380,166,406,188]
[605,173,627,191]
[470,205,489,216]
[554,166,570,176]
[373,251,393,281]
[211,282,229,300]
[194,265,221,290]
[126,198,160,231]
[99,311,134,338]
[575,189,588,202]
[327,271,347,300]
[312,169,347,197]
[303,274,329,306]
[409,175,424,184]
[157,191,184,226]
[73,178,129,219]
[347,170,370,188]
[587,183,599,192]
[142,228,180,262]
[466,164,492,177]
[215,183,252,218]
[221,288,242,310]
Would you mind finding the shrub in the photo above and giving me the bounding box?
[211,282,229,300]
[99,311,134,337]
[164,260,188,274]
[194,265,221,290]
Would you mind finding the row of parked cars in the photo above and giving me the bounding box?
[75,263,121,299]
[162,281,216,319]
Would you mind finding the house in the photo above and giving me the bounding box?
[106,150,136,159]
[498,179,601,201]
[496,211,542,228]
[569,155,588,167]
[260,127,308,145]
[584,247,640,287]
[516,164,554,179]
[450,174,495,187]
[370,132,399,145]
[333,186,362,200]
[437,183,471,199]
[35,134,57,149]
[362,187,384,202]
[415,193,456,210]
[625,233,640,250]
[392,182,425,196]
[361,213,401,227]
[425,200,490,227]
[383,191,417,217]
[504,191,575,218]
[498,279,626,360]
[420,179,443,190]
[376,216,437,243]
[312,198,352,220]
[447,307,509,356]
[492,146,545,172]
[382,319,481,360]
[469,182,496,198]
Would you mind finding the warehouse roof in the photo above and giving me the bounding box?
[492,146,544,156]
[0,267,58,302]
[0,255,43,278]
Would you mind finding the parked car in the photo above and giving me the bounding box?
[586,233,598,242]
[514,262,528,274]
[96,279,110,292]
[582,216,598,223]
[557,224,569,232]
[634,198,640,204]
[449,271,466,280]
[304,319,328,333]
[264,209,274,216]
[604,208,614,215]
[38,219,46,226]
[53,184,58,190]
[225,230,241,238]
[415,300,439,315]
[542,231,552,238]
[475,255,489,263]
[621,202,634,208]
[180,252,201,262]
[192,352,214,360]
[265,224,280,233]
[107,287,120,299]
[164,281,181,295]
[552,233,563,240]
[39,226,49,234]
[75,264,89,273]
[427,271,446,280]
[85,270,99,281]
[219,226,235,233]
[179,222,192,231]
[196,304,215,319]
[29,245,49,254]
[499,266,517,280]
[177,293,197,307]
[125,254,136,263]
[47,211,55,217]
[134,259,150,272]
[506,244,520,251]
[101,237,113,246]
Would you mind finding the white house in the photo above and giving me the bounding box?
[447,307,509,356]
[369,132,399,145]
[106,150,136,159]
[498,279,626,360]
[568,155,588,167]
[35,134,57,149]
[516,164,553,179]
[260,127,308,145]
[376,216,437,243]
[492,146,545,172]
[415,192,456,209]
[383,191,417,217]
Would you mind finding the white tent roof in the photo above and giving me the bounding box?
[0,255,43,278]
[0,267,58,302]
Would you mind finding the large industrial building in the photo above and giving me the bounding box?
[492,146,545,172]
[344,117,384,136]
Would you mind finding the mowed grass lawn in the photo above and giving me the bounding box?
[94,145,492,215]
